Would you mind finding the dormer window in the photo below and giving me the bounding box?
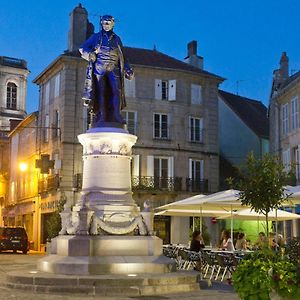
[7,82,17,109]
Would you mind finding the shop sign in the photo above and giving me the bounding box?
[40,200,59,212]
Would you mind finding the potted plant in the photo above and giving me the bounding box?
[233,249,300,300]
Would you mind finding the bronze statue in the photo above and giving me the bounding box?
[79,15,134,127]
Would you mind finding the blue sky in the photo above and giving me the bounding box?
[1,0,300,113]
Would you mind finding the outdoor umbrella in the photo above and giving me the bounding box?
[155,189,245,238]
[217,208,300,221]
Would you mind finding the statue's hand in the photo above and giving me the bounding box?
[125,69,134,80]
[88,52,97,62]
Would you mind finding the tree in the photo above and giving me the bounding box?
[238,153,292,238]
[45,199,65,241]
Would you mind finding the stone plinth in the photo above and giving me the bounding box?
[38,235,176,275]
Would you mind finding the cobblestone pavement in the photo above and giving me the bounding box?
[0,252,238,300]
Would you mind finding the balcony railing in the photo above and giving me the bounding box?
[38,174,60,194]
[132,176,182,192]
[186,178,208,193]
[132,176,208,193]
[69,174,209,193]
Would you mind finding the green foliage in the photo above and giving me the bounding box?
[45,200,65,241]
[285,237,300,263]
[238,153,292,237]
[233,249,300,300]
[233,256,272,300]
[271,260,300,299]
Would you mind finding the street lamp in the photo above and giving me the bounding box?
[19,162,28,172]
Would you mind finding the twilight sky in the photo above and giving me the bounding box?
[1,0,300,113]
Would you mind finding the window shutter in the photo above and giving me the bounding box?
[200,118,204,142]
[125,77,136,98]
[132,155,140,177]
[200,160,204,179]
[191,84,202,104]
[188,158,192,179]
[45,114,49,142]
[155,79,162,100]
[168,80,176,101]
[54,73,60,98]
[147,155,154,176]
[168,157,174,177]
[45,82,50,105]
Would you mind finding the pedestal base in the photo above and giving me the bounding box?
[38,235,176,275]
[5,271,201,296]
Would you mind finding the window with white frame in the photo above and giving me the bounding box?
[281,103,289,136]
[191,84,202,105]
[6,82,17,109]
[188,159,204,191]
[155,79,176,101]
[153,113,169,139]
[54,72,61,98]
[291,97,299,131]
[189,159,204,181]
[147,155,174,189]
[121,111,137,135]
[282,148,291,172]
[189,117,203,142]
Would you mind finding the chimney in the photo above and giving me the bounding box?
[270,52,289,97]
[184,40,203,69]
[279,52,289,80]
[68,4,93,52]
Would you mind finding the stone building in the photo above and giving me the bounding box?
[3,113,40,249]
[218,90,269,189]
[0,56,29,226]
[269,52,300,237]
[10,4,223,248]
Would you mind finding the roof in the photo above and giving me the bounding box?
[0,56,27,70]
[279,70,300,90]
[219,90,269,138]
[63,46,224,81]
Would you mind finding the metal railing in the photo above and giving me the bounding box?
[38,174,60,194]
[186,178,208,193]
[68,173,209,193]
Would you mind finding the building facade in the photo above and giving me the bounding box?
[269,52,300,237]
[3,113,40,249]
[218,90,269,188]
[3,4,224,249]
[0,56,29,227]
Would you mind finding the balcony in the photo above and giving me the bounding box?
[132,176,209,193]
[70,174,209,193]
[185,178,208,193]
[38,174,60,194]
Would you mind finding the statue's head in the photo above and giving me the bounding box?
[101,15,115,32]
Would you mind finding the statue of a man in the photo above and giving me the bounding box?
[79,15,134,127]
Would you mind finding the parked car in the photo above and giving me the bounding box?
[0,227,29,254]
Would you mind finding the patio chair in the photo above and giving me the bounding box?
[215,253,239,281]
[201,251,217,280]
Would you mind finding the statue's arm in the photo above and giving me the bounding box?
[118,37,134,79]
[79,34,99,61]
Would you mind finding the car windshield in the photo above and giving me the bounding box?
[0,228,26,237]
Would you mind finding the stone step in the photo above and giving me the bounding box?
[4,270,201,296]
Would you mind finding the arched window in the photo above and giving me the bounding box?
[7,82,17,109]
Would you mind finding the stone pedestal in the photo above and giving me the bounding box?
[38,235,175,275]
[37,127,176,276]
